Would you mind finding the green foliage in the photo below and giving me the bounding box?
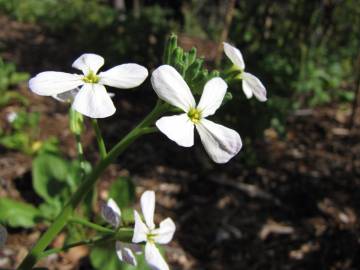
[0,150,92,228]
[90,243,149,270]
[32,152,92,220]
[0,57,29,107]
[0,198,41,228]
[32,154,69,205]
[221,0,359,138]
[0,0,116,31]
[109,177,135,209]
[0,110,45,155]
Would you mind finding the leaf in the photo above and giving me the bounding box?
[90,243,149,270]
[0,198,41,228]
[32,153,69,204]
[108,177,135,209]
[39,202,62,220]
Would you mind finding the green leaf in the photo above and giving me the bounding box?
[38,202,62,220]
[32,153,69,204]
[0,198,41,228]
[108,177,135,209]
[90,243,149,270]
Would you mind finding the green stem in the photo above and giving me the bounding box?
[69,216,114,234]
[40,234,113,258]
[40,227,134,258]
[75,133,87,172]
[91,119,107,159]
[17,100,167,270]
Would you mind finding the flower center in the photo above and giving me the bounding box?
[82,70,99,83]
[187,108,202,124]
[146,232,157,244]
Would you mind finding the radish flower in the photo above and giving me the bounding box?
[101,199,141,266]
[223,42,267,102]
[29,54,148,118]
[133,190,176,270]
[151,65,242,163]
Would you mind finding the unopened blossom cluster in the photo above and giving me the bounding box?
[28,42,267,269]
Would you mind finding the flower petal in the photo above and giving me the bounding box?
[241,79,253,99]
[141,190,156,229]
[0,224,7,248]
[156,114,194,147]
[153,218,176,244]
[145,242,169,270]
[72,53,104,74]
[29,72,83,96]
[242,72,267,102]
[223,42,245,70]
[116,241,141,266]
[132,210,148,243]
[72,83,116,118]
[196,119,242,163]
[101,198,121,228]
[99,64,148,89]
[197,77,227,117]
[151,65,195,112]
[52,88,80,103]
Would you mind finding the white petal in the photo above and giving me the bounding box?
[241,79,253,99]
[99,64,148,89]
[242,72,267,102]
[101,198,121,228]
[196,119,242,163]
[153,218,176,244]
[116,241,141,266]
[29,72,83,96]
[151,65,195,112]
[141,190,156,229]
[132,210,148,243]
[0,225,7,248]
[223,42,245,70]
[72,83,116,118]
[145,243,169,270]
[156,114,194,147]
[72,53,104,74]
[52,88,80,103]
[197,77,227,117]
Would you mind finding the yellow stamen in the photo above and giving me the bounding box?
[82,70,99,83]
[187,108,202,124]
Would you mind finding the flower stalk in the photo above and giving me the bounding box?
[91,119,107,159]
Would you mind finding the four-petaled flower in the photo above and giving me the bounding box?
[101,198,141,266]
[29,53,148,118]
[223,42,267,102]
[151,65,242,163]
[133,190,176,270]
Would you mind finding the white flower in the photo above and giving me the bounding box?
[151,65,242,164]
[223,42,267,102]
[6,112,18,123]
[132,190,176,270]
[101,199,141,266]
[29,54,148,118]
[0,224,7,248]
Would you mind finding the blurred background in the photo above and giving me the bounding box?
[0,0,360,269]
